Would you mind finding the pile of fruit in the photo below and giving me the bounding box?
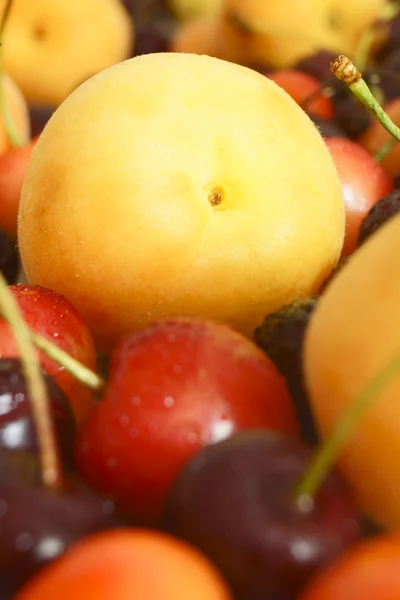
[3,0,400,598]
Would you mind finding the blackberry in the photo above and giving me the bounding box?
[253,296,319,445]
[358,189,400,247]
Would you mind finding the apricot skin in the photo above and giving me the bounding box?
[18,52,345,350]
[304,212,400,531]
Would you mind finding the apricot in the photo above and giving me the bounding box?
[169,0,222,22]
[18,52,345,350]
[218,0,387,69]
[304,211,400,530]
[15,529,232,600]
[170,17,226,58]
[358,97,400,179]
[0,0,134,106]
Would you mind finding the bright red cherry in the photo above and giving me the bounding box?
[266,69,334,120]
[0,284,97,425]
[76,316,298,525]
[325,137,393,258]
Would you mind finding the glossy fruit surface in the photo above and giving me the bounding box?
[304,211,400,529]
[300,534,400,600]
[0,285,97,424]
[162,429,361,600]
[0,452,120,599]
[325,137,392,257]
[15,529,232,600]
[76,316,298,525]
[0,358,76,466]
[18,52,345,350]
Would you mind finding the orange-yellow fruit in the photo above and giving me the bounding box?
[15,529,232,600]
[0,0,134,106]
[304,212,400,530]
[218,0,387,69]
[170,17,226,58]
[18,52,345,350]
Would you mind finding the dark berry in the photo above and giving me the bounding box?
[134,21,169,56]
[358,189,400,246]
[0,358,76,468]
[162,429,362,600]
[253,297,319,445]
[28,106,54,138]
[0,229,19,284]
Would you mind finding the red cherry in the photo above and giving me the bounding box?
[0,284,97,425]
[76,316,298,525]
[266,69,334,120]
[0,136,39,240]
[325,137,393,258]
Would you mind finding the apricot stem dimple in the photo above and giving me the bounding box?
[208,186,224,208]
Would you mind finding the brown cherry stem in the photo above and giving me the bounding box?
[0,272,62,489]
[0,0,24,148]
[331,55,400,144]
[295,349,400,501]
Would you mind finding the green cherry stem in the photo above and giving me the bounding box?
[374,137,396,163]
[31,332,105,391]
[295,349,400,501]
[0,0,23,148]
[0,271,62,489]
[0,307,105,391]
[331,55,400,144]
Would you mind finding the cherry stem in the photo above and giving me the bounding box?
[0,0,23,148]
[331,55,400,144]
[0,272,62,489]
[295,349,400,501]
[31,332,104,391]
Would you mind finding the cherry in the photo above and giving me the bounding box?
[162,429,362,600]
[266,69,334,120]
[0,357,76,467]
[0,228,19,284]
[0,451,122,599]
[0,285,97,425]
[76,316,298,525]
[325,137,393,258]
[0,137,38,240]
